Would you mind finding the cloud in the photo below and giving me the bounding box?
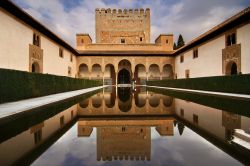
[12,0,249,46]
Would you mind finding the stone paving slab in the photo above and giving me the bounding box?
[0,86,107,119]
[147,86,250,100]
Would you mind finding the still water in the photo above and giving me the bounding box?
[0,86,249,166]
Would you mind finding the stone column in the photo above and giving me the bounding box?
[115,72,118,85]
[88,71,91,80]
[102,72,105,85]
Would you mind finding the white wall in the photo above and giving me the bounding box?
[0,10,32,71]
[0,10,77,77]
[237,23,250,74]
[42,36,77,77]
[175,36,225,78]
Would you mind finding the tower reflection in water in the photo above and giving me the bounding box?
[77,87,175,161]
[78,119,174,161]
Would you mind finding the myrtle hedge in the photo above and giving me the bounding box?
[0,68,102,103]
[147,74,250,95]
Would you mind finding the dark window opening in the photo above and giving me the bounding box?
[68,67,71,76]
[193,49,198,59]
[185,70,190,78]
[121,38,125,43]
[122,127,126,132]
[180,109,184,117]
[231,33,236,45]
[60,116,65,127]
[166,39,168,44]
[33,33,40,47]
[193,114,199,124]
[81,39,84,43]
[59,48,63,58]
[32,62,40,73]
[231,62,237,75]
[180,55,184,63]
[70,54,73,62]
[34,129,42,144]
[226,32,236,46]
[140,37,143,42]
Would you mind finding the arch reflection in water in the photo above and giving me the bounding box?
[77,87,174,116]
[104,86,116,108]
[118,87,132,112]
[79,99,89,108]
[92,94,102,108]
[149,93,160,107]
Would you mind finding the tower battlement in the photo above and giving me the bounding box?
[95,8,150,15]
[95,8,150,44]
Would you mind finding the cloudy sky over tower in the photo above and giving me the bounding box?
[12,0,250,47]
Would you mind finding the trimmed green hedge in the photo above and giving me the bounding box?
[0,68,102,104]
[147,87,250,117]
[147,74,250,95]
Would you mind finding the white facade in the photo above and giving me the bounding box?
[174,22,250,79]
[41,36,77,77]
[237,24,250,74]
[0,9,77,77]
[0,10,31,71]
[0,6,249,79]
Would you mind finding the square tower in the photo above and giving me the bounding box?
[95,8,150,44]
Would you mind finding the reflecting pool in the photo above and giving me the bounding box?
[0,86,249,166]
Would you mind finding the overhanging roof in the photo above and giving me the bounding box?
[78,50,174,56]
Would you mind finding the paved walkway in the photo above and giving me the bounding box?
[147,86,250,100]
[0,86,107,119]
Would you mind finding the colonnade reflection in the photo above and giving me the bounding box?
[78,86,174,116]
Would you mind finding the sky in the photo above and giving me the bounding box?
[12,0,250,47]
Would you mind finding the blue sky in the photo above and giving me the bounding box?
[12,0,250,47]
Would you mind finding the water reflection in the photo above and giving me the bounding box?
[118,87,132,112]
[78,87,174,116]
[78,118,174,161]
[0,87,249,165]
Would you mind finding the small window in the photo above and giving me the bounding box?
[60,116,64,127]
[185,69,190,78]
[231,33,236,45]
[180,109,184,117]
[140,37,143,42]
[193,49,198,59]
[70,54,73,62]
[68,66,71,76]
[166,40,168,44]
[121,38,125,44]
[193,114,198,124]
[81,39,84,44]
[33,33,40,47]
[59,48,63,58]
[34,129,42,144]
[180,55,184,63]
[71,110,74,119]
[226,32,236,47]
